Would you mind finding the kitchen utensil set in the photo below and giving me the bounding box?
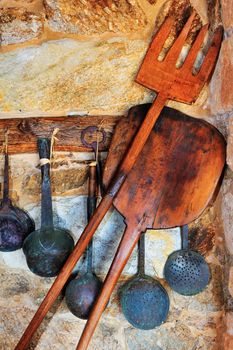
[0,9,224,350]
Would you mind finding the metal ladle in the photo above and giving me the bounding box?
[120,232,170,329]
[0,134,35,252]
[65,163,103,319]
[164,225,210,296]
[23,138,74,277]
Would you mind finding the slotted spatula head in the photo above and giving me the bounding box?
[136,11,223,104]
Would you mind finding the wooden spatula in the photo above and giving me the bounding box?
[15,12,223,350]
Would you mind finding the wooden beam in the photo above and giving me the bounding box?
[0,115,122,154]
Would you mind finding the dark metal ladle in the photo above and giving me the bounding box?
[164,225,210,296]
[0,145,35,251]
[23,138,74,277]
[120,232,170,330]
[65,163,103,319]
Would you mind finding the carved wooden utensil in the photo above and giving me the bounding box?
[75,104,225,350]
[15,12,223,350]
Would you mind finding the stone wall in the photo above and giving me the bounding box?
[0,1,232,350]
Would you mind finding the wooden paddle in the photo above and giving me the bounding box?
[76,104,225,349]
[15,11,223,349]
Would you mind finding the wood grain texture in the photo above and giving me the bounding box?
[136,14,223,104]
[113,105,226,228]
[0,115,121,154]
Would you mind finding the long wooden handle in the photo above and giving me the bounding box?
[15,94,167,350]
[76,223,143,350]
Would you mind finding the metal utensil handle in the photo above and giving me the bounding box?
[86,164,97,273]
[96,157,104,197]
[2,152,10,204]
[181,225,189,250]
[138,232,145,276]
[38,138,53,230]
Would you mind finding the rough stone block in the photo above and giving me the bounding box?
[226,312,233,335]
[210,36,233,115]
[224,334,233,350]
[221,178,233,255]
[0,0,44,13]
[221,0,233,33]
[229,266,233,298]
[44,0,148,34]
[0,38,149,115]
[227,116,233,171]
[0,8,44,45]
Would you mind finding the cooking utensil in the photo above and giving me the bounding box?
[23,138,74,277]
[15,12,224,349]
[76,104,225,350]
[81,126,106,196]
[0,135,35,252]
[65,163,102,319]
[164,224,210,295]
[120,232,169,329]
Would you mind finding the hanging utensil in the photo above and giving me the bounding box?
[0,131,35,252]
[164,225,210,296]
[75,105,225,350]
[81,126,106,196]
[65,162,102,319]
[23,138,74,277]
[120,232,169,329]
[15,11,224,349]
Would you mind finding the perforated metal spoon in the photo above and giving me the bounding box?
[164,225,210,296]
[120,232,169,329]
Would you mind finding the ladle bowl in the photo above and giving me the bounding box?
[23,227,74,277]
[23,138,74,277]
[65,273,102,319]
[65,163,102,319]
[120,233,170,330]
[164,225,210,296]
[120,275,169,330]
[0,151,35,252]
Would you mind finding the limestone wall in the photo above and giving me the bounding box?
[0,1,232,350]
